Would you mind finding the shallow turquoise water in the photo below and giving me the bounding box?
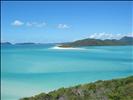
[1,45,133,100]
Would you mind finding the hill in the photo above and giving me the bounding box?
[1,42,12,46]
[20,76,133,100]
[59,36,133,47]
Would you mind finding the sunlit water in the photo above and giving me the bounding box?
[1,45,133,100]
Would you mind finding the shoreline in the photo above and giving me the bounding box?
[20,75,133,100]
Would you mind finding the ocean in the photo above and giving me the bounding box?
[1,45,133,100]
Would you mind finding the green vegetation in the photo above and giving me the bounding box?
[58,45,73,48]
[59,36,133,47]
[20,76,133,100]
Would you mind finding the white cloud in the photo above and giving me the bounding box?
[26,22,46,27]
[11,20,46,28]
[88,32,133,40]
[11,20,24,26]
[11,21,71,29]
[58,24,70,29]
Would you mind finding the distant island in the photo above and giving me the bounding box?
[1,36,133,47]
[1,42,56,46]
[20,76,133,100]
[15,43,36,45]
[1,42,12,46]
[59,36,133,48]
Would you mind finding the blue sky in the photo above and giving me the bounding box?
[1,1,132,43]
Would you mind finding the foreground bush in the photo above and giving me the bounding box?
[20,76,133,100]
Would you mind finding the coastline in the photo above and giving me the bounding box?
[20,75,133,100]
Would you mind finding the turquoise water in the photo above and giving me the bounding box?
[1,45,133,100]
